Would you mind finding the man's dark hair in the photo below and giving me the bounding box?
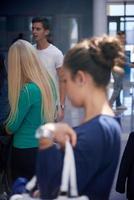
[32,17,50,30]
[117,31,125,36]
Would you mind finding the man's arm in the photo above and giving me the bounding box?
[57,67,66,120]
[127,62,134,68]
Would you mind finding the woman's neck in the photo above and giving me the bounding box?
[83,89,114,123]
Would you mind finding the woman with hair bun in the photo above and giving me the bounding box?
[36,35,124,200]
[6,39,57,182]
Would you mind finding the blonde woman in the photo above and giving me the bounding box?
[6,39,57,182]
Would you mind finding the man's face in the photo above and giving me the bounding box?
[32,22,49,42]
[117,34,126,45]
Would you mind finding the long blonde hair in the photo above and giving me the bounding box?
[7,39,57,124]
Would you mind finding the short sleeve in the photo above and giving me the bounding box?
[55,50,64,69]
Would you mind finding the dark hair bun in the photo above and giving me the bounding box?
[93,35,124,69]
[100,41,119,60]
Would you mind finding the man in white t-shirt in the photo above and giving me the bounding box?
[32,17,65,121]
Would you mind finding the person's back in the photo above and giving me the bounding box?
[6,39,57,182]
[0,53,9,125]
[7,82,42,149]
[74,115,120,199]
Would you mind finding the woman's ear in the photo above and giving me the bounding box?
[75,70,86,86]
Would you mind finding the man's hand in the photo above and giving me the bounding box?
[56,106,64,122]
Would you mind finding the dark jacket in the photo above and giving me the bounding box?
[116,132,134,199]
[0,53,9,125]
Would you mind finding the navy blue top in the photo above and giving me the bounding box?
[37,115,121,200]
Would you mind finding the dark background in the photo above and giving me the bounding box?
[0,0,93,53]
